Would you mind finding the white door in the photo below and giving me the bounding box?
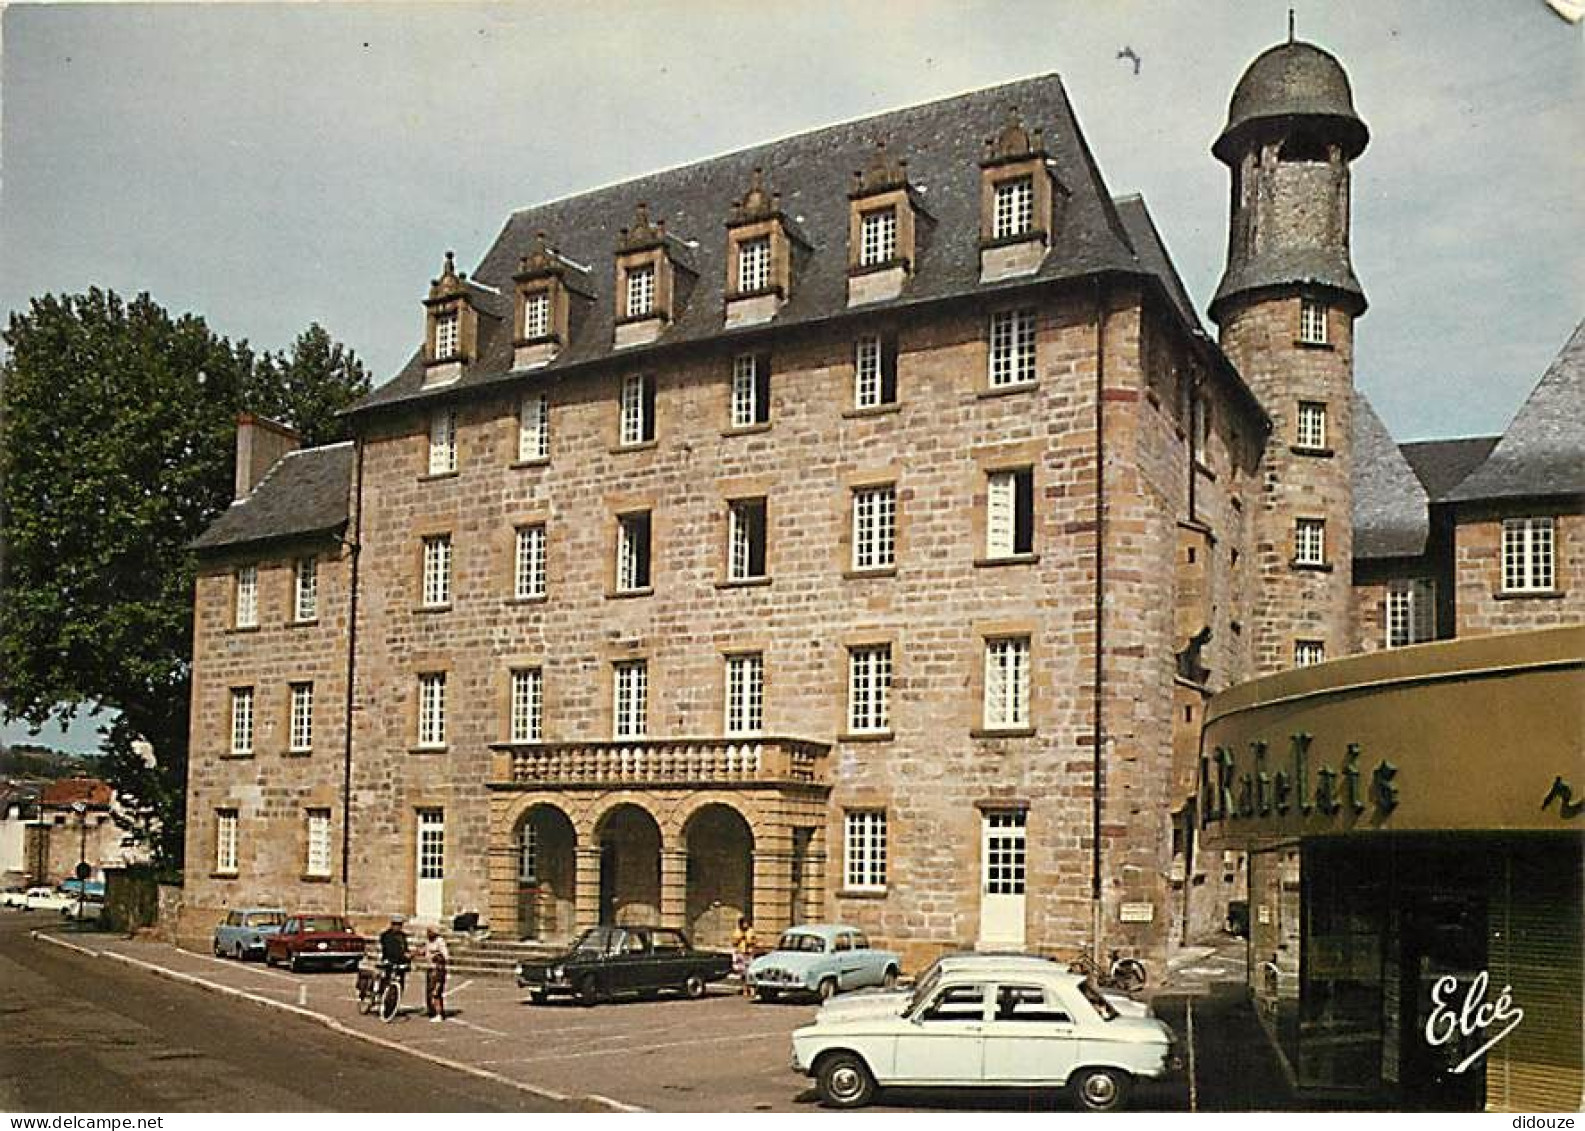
[892,982,988,1083]
[415,808,445,922]
[978,810,1026,949]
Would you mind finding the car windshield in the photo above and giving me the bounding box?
[776,932,826,953]
[573,928,618,954]
[247,912,285,927]
[1078,976,1119,1021]
[299,916,346,933]
[907,966,944,1013]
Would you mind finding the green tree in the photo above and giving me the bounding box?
[0,290,370,870]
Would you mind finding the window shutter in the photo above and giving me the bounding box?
[754,354,772,423]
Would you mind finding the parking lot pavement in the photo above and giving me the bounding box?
[39,928,1213,1112]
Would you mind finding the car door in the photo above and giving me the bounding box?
[891,981,988,1084]
[848,930,880,987]
[981,981,1081,1084]
[833,931,866,989]
[649,929,690,987]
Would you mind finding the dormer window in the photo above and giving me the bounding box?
[626,264,656,319]
[846,142,927,307]
[737,238,772,293]
[992,176,1034,240]
[978,108,1067,283]
[512,231,590,369]
[423,251,481,383]
[523,291,549,340]
[434,311,460,360]
[859,208,897,268]
[724,168,805,328]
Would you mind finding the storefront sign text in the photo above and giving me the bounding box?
[1199,733,1400,827]
[1425,970,1523,1075]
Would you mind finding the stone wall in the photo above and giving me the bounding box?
[1455,509,1585,636]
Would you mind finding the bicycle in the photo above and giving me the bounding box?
[357,960,409,1022]
[1067,948,1149,993]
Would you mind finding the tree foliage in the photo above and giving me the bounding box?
[0,289,370,869]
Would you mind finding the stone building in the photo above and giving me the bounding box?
[180,39,1581,968]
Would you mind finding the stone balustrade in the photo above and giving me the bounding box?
[491,736,829,788]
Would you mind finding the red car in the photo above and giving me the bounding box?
[264,914,367,972]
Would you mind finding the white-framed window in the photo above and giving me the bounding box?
[737,236,772,293]
[292,556,318,621]
[1502,517,1556,593]
[619,372,654,445]
[843,810,887,892]
[1191,391,1210,465]
[1386,578,1436,648]
[728,498,767,581]
[428,409,457,475]
[305,808,332,878]
[288,682,313,753]
[417,672,447,748]
[518,391,550,462]
[616,512,652,592]
[847,644,892,734]
[613,660,648,739]
[522,290,550,340]
[983,810,1028,895]
[724,653,765,736]
[854,335,898,408]
[859,208,898,267]
[518,820,538,883]
[1296,401,1328,450]
[417,808,445,881]
[514,524,547,600]
[992,176,1035,240]
[986,468,1035,558]
[731,353,772,427]
[234,565,258,629]
[983,637,1031,730]
[434,310,460,359]
[851,485,897,571]
[1294,640,1326,668]
[215,809,239,874]
[510,668,543,744]
[229,687,254,755]
[422,534,452,607]
[988,309,1037,387]
[1299,299,1328,345]
[1294,518,1326,567]
[625,264,656,318]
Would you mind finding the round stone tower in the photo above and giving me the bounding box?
[1211,39,1368,675]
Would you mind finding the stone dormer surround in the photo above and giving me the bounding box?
[723,168,807,329]
[512,231,593,370]
[846,141,932,307]
[423,251,482,386]
[614,203,694,349]
[978,107,1068,283]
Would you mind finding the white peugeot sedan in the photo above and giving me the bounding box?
[792,957,1178,1111]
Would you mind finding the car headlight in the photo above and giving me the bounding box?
[551,965,564,980]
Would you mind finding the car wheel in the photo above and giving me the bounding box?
[529,989,549,1006]
[213,939,224,957]
[817,977,838,1002]
[289,953,302,973]
[816,1052,876,1109]
[682,973,707,1000]
[575,975,601,1007]
[234,943,246,961]
[1071,1067,1132,1113]
[881,966,899,990]
[265,951,278,968]
[755,987,779,1003]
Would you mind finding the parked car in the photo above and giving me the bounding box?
[1,886,29,908]
[515,925,733,1005]
[792,955,1179,1111]
[747,923,902,1002]
[263,914,367,972]
[20,886,74,913]
[60,897,106,922]
[213,907,287,960]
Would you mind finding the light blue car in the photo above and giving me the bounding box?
[212,907,286,960]
[746,923,902,1002]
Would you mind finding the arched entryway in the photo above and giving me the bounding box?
[684,803,755,949]
[514,804,576,941]
[595,804,661,925]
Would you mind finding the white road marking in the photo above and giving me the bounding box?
[446,1017,509,1037]
[189,948,305,984]
[446,978,473,1000]
[31,930,100,958]
[477,1027,785,1066]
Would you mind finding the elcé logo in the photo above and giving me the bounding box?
[1424,971,1523,1075]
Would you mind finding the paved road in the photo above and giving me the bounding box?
[0,914,565,1112]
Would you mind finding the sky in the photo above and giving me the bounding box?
[0,0,1580,445]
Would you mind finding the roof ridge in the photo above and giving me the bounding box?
[502,72,1068,220]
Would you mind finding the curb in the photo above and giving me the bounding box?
[29,929,643,1113]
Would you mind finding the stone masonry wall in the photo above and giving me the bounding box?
[1455,509,1585,636]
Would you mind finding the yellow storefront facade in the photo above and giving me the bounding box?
[1200,626,1584,1112]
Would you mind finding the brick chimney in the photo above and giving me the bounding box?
[234,413,300,500]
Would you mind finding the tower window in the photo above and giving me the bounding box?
[1294,518,1326,567]
[1299,300,1328,346]
[1296,401,1328,450]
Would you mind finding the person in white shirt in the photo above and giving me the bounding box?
[424,927,450,1022]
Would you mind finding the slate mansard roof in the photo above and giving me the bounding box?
[189,443,355,553]
[351,72,1244,417]
[1443,319,1585,505]
[1352,393,1431,560]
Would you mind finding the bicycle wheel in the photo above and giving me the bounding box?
[379,979,401,1022]
[1113,958,1148,992]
